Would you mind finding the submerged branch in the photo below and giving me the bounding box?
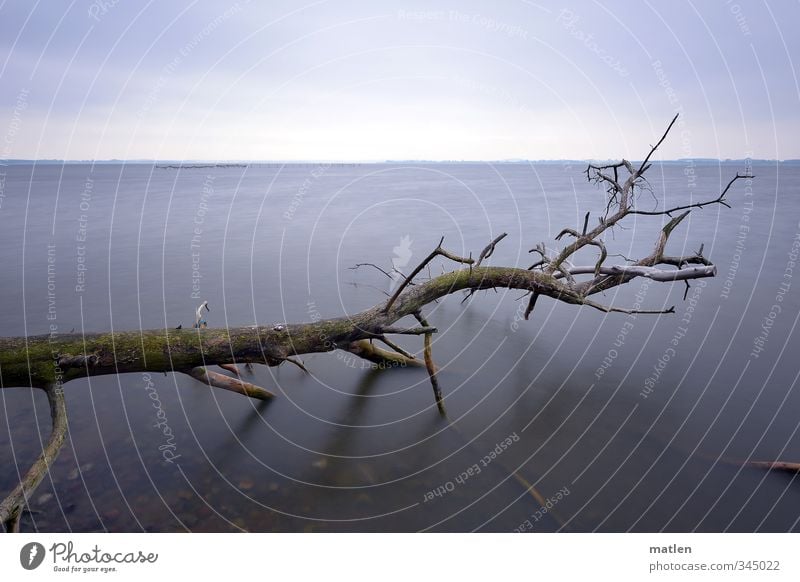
[1,384,67,530]
[188,367,274,400]
[414,312,444,416]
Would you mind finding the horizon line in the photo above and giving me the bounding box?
[1,157,793,165]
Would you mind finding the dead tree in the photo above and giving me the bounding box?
[0,115,751,531]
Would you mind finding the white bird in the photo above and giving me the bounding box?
[194,301,210,328]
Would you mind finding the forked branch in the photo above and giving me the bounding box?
[384,237,474,313]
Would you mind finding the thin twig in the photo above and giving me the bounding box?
[628,174,752,216]
[377,336,416,360]
[383,237,473,313]
[283,356,309,374]
[582,299,675,315]
[637,112,680,175]
[379,325,438,336]
[350,262,393,280]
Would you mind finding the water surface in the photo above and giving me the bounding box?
[1,161,799,532]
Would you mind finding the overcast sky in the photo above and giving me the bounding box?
[1,0,798,161]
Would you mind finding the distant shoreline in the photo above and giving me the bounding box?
[1,158,795,166]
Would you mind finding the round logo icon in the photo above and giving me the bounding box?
[20,542,46,570]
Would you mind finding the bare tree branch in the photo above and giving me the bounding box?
[1,384,67,530]
[282,357,310,374]
[344,340,422,368]
[376,336,416,360]
[219,363,242,376]
[414,312,444,415]
[581,299,675,316]
[563,264,716,282]
[628,173,751,216]
[350,262,394,280]
[384,237,474,313]
[476,232,508,267]
[377,325,438,336]
[188,367,274,400]
[637,112,680,175]
[524,292,539,320]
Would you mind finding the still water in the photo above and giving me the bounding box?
[1,161,799,531]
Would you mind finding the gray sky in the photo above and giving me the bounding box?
[1,0,798,161]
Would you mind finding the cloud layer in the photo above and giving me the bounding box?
[1,0,798,160]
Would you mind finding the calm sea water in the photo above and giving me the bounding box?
[1,161,799,532]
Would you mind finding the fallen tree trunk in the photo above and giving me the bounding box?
[0,263,715,400]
